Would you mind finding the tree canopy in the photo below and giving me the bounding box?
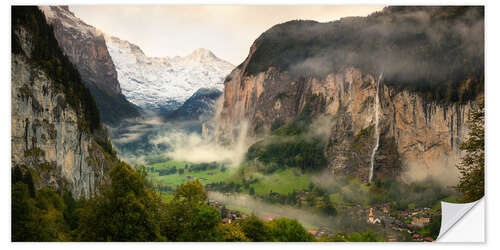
[12,6,101,132]
[456,98,484,202]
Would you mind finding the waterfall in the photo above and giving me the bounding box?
[349,78,353,112]
[369,73,383,183]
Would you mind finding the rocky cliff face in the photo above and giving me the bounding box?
[39,6,140,125]
[217,6,482,183]
[11,10,116,198]
[218,59,472,183]
[167,88,222,121]
[11,54,113,198]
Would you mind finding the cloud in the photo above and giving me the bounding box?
[149,121,250,167]
[110,95,252,167]
[286,7,483,85]
[402,156,460,186]
[70,5,384,65]
[208,191,340,230]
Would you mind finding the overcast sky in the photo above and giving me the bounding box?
[70,5,384,65]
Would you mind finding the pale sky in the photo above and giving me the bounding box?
[70,5,384,65]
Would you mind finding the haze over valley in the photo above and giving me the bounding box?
[11,5,484,242]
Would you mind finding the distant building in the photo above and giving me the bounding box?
[308,230,318,237]
[411,216,430,227]
[423,237,434,242]
[367,208,381,224]
[412,233,422,241]
[382,204,390,213]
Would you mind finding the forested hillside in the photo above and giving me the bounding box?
[12,6,101,132]
[11,6,328,242]
[39,6,141,125]
[243,6,483,103]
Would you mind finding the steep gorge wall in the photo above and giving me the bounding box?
[11,10,116,198]
[218,64,472,183]
[11,54,113,198]
[217,6,483,183]
[40,6,140,125]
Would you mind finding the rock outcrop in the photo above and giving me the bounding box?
[216,5,484,183]
[218,64,473,183]
[39,6,140,125]
[12,8,116,198]
[167,88,223,121]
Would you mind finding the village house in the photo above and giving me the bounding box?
[411,216,430,227]
[367,207,381,224]
[381,204,391,214]
[307,230,318,237]
[423,236,434,242]
[315,227,330,238]
[411,233,433,242]
[412,233,423,241]
[391,221,412,234]
[207,200,244,223]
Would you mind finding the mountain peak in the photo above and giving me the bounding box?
[39,6,96,38]
[187,48,216,60]
[105,37,234,111]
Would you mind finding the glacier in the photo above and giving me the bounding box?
[104,35,235,111]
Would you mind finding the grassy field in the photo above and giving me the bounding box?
[248,168,312,195]
[230,163,314,195]
[146,157,315,202]
[160,192,175,202]
[148,159,187,170]
[146,159,235,190]
[145,156,451,217]
[150,168,234,188]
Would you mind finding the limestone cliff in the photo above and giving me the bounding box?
[12,7,116,198]
[218,64,473,183]
[217,7,483,183]
[39,6,140,125]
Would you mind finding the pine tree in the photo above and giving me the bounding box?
[456,97,484,202]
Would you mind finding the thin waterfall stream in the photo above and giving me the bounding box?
[369,72,383,183]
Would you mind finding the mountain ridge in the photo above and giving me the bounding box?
[217,6,483,182]
[104,35,234,112]
[12,6,118,198]
[39,6,141,125]
[241,6,483,104]
[166,87,222,121]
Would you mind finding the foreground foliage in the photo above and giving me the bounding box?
[247,118,327,173]
[11,162,317,242]
[456,97,485,202]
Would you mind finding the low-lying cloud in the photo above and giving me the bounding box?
[402,156,460,187]
[208,191,340,230]
[109,95,252,168]
[150,121,250,167]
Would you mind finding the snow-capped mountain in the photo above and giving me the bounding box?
[104,36,234,111]
[167,88,222,121]
[38,6,141,125]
